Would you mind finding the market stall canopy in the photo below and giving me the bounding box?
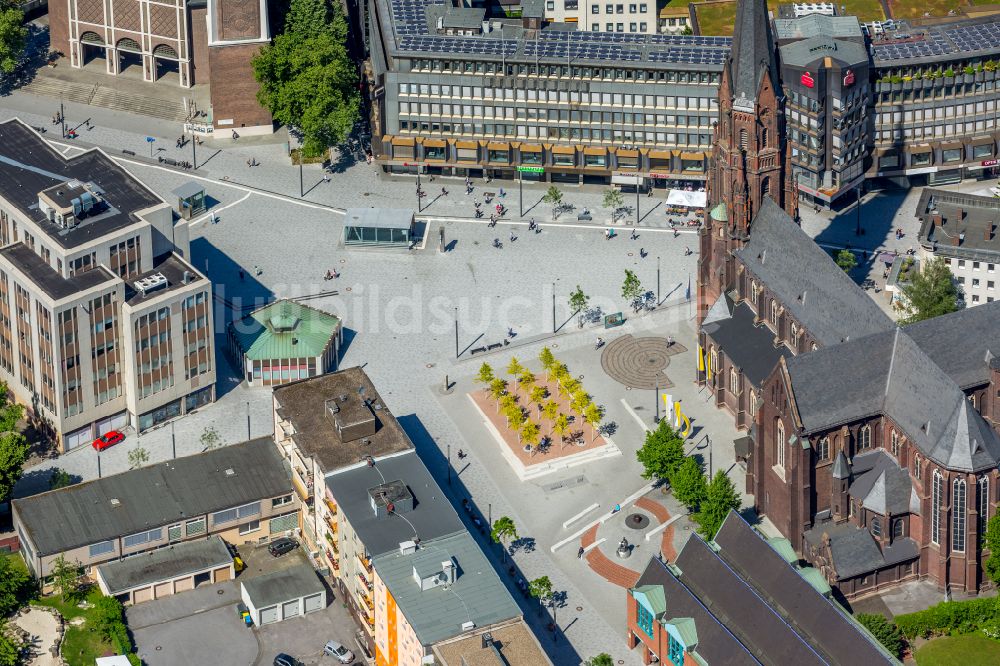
[666,189,707,208]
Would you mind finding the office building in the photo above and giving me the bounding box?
[0,120,215,449]
[12,438,299,579]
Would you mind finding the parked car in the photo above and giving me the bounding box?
[324,640,355,664]
[273,654,302,666]
[268,537,298,557]
[92,430,125,451]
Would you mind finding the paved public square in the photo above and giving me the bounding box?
[1,81,974,663]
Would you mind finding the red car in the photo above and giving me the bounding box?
[92,430,125,451]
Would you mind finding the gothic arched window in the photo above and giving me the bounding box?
[776,419,786,469]
[931,470,943,545]
[953,478,967,552]
[739,128,748,150]
[858,424,872,450]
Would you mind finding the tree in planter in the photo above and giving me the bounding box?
[856,613,904,658]
[541,399,559,424]
[518,369,536,395]
[899,257,959,324]
[542,186,564,220]
[552,413,571,446]
[51,554,80,602]
[529,386,548,412]
[583,403,603,443]
[200,425,223,451]
[622,269,643,311]
[983,514,1000,585]
[491,516,518,562]
[506,358,525,395]
[476,362,495,387]
[488,378,508,411]
[670,456,708,511]
[584,654,614,666]
[603,189,625,222]
[538,347,556,378]
[520,420,541,452]
[636,419,686,483]
[568,286,590,325]
[500,395,521,428]
[528,575,553,607]
[834,249,857,273]
[695,471,742,539]
[570,388,591,415]
[127,443,150,469]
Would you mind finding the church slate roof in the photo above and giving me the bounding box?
[804,521,919,580]
[903,304,1000,389]
[728,0,782,105]
[848,450,913,516]
[703,300,793,387]
[735,199,895,347]
[787,324,1000,473]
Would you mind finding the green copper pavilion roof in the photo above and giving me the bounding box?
[632,584,667,616]
[230,300,340,361]
[710,202,728,222]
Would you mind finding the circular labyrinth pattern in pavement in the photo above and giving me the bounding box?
[601,334,683,390]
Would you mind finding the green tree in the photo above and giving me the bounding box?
[552,413,570,445]
[0,0,27,75]
[518,369,536,392]
[583,403,603,443]
[520,420,541,451]
[900,257,959,324]
[0,627,19,666]
[491,516,518,561]
[541,399,558,423]
[671,456,708,511]
[284,0,331,38]
[983,514,1000,585]
[127,444,149,470]
[51,554,79,602]
[636,420,685,482]
[0,430,29,503]
[568,286,590,323]
[529,386,548,411]
[528,575,553,604]
[856,613,904,658]
[681,25,693,35]
[0,553,33,616]
[834,249,857,273]
[603,189,625,222]
[49,468,74,490]
[695,471,742,539]
[91,595,126,641]
[538,347,556,376]
[585,654,614,666]
[475,362,495,386]
[252,3,359,158]
[541,185,564,220]
[488,378,508,410]
[622,269,643,310]
[200,425,223,451]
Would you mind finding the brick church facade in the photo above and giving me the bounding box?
[47,0,273,135]
[696,0,1000,599]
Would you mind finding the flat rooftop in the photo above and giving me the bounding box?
[273,367,413,473]
[433,620,550,666]
[326,450,464,556]
[872,15,1000,64]
[344,207,414,229]
[0,242,117,301]
[124,253,205,306]
[13,437,290,556]
[241,562,325,609]
[0,119,164,249]
[916,189,1000,262]
[96,536,232,594]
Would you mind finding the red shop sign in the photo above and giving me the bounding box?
[801,72,815,88]
[843,69,856,87]
[982,159,999,167]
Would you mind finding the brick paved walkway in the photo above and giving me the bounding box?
[581,496,679,587]
[586,547,642,588]
[635,496,678,561]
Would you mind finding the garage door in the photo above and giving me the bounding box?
[153,582,173,599]
[95,411,128,435]
[259,605,280,625]
[281,599,300,619]
[213,566,231,582]
[303,592,324,613]
[133,587,153,604]
[174,577,194,592]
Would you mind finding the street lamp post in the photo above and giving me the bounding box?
[854,184,862,236]
[416,170,422,213]
[657,256,661,304]
[246,401,251,440]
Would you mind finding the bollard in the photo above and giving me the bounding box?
[443,374,449,392]
[439,227,445,253]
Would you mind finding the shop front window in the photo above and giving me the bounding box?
[585,154,607,167]
[488,149,509,163]
[424,146,446,160]
[521,151,542,164]
[911,152,931,166]
[943,148,963,162]
[973,143,994,158]
[681,159,703,173]
[553,153,575,166]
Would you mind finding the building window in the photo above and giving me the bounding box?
[932,470,943,545]
[979,476,990,545]
[88,541,115,558]
[816,437,829,461]
[750,280,758,305]
[213,501,261,526]
[186,517,206,536]
[740,128,748,150]
[668,635,684,666]
[748,390,757,417]
[729,367,738,393]
[761,127,769,148]
[123,527,163,549]
[858,424,872,450]
[239,519,261,536]
[893,518,904,538]
[953,478,966,552]
[592,5,599,12]
[871,516,882,538]
[769,301,779,326]
[167,524,182,541]
[890,429,899,456]
[776,419,786,469]
[636,599,654,637]
[272,494,294,507]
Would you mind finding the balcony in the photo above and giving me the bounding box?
[325,515,338,533]
[356,552,372,571]
[324,498,337,515]
[292,466,314,501]
[326,549,339,571]
[357,570,373,591]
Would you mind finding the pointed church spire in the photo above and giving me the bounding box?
[728,0,781,108]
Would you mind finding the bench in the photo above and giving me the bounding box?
[470,346,488,355]
[122,149,136,156]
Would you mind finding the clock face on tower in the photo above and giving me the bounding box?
[216,0,261,41]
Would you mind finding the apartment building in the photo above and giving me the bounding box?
[915,189,1000,307]
[271,367,547,664]
[11,437,298,579]
[0,120,215,449]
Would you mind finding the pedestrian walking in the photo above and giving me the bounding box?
[684,246,692,256]
[247,159,252,168]
[323,173,330,183]
[231,130,239,141]
[630,229,638,240]
[510,231,516,243]
[578,546,585,559]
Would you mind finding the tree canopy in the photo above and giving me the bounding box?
[856,613,904,658]
[834,249,857,273]
[0,554,33,616]
[636,420,685,482]
[694,470,741,539]
[900,257,959,324]
[622,269,643,310]
[0,382,27,503]
[584,654,614,666]
[253,0,359,157]
[670,456,707,510]
[0,0,27,75]
[984,514,1000,585]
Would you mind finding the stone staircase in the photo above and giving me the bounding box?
[18,76,188,123]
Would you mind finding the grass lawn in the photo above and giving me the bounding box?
[694,0,781,36]
[840,0,886,22]
[915,634,1000,666]
[34,587,117,665]
[969,0,1000,5]
[889,0,968,18]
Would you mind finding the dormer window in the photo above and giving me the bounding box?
[871,516,882,538]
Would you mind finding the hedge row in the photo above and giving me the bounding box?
[894,596,1000,639]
